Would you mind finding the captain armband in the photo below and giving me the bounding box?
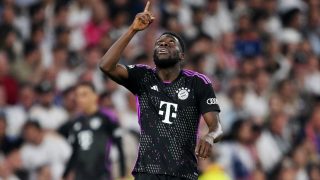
[204,121,223,146]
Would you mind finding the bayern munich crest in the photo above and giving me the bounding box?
[176,87,190,100]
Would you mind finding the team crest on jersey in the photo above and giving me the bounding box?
[90,118,101,130]
[176,87,190,100]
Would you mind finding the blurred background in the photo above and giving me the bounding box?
[0,0,320,179]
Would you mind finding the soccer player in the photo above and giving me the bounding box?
[99,2,223,180]
[63,82,125,180]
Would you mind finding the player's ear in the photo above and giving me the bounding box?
[179,52,185,61]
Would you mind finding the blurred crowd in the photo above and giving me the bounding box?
[0,0,320,179]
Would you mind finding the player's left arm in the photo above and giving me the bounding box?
[195,112,223,159]
[63,130,79,179]
[194,75,223,159]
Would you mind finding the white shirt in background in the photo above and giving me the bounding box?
[20,133,71,180]
[4,105,28,139]
[29,105,68,130]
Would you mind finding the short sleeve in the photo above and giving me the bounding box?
[121,64,150,95]
[195,78,221,114]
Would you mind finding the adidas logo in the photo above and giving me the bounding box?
[151,85,159,91]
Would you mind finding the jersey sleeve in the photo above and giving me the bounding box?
[120,64,150,95]
[195,77,221,114]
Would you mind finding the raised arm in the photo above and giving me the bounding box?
[99,1,155,83]
[195,112,223,159]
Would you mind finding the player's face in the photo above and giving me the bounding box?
[23,126,40,145]
[75,86,97,112]
[153,35,183,68]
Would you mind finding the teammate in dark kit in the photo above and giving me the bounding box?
[63,82,125,180]
[99,2,223,180]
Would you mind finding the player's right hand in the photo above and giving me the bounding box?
[195,138,212,159]
[130,1,155,31]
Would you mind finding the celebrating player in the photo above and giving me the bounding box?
[99,1,223,180]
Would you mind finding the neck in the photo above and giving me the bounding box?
[84,104,98,115]
[156,65,181,82]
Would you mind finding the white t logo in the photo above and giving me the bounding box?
[158,101,178,124]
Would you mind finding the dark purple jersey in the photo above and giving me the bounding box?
[119,64,220,180]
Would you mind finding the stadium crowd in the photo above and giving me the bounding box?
[0,0,320,179]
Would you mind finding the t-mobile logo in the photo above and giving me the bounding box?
[158,101,178,124]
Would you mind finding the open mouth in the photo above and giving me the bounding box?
[158,48,169,54]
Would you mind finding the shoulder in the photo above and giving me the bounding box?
[44,132,66,141]
[182,69,212,85]
[29,105,43,112]
[100,108,116,118]
[52,106,68,115]
[125,64,155,78]
[70,117,84,132]
[126,64,153,71]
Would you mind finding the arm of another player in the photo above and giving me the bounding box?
[195,112,223,159]
[99,1,155,84]
[63,132,79,179]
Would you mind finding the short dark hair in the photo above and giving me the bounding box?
[76,81,96,93]
[62,85,75,97]
[34,81,54,94]
[24,41,38,56]
[160,32,185,53]
[23,120,42,131]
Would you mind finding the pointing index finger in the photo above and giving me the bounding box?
[144,1,151,12]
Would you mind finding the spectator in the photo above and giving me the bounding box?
[305,6,320,56]
[244,70,270,123]
[0,52,18,105]
[307,163,320,180]
[0,113,22,156]
[57,86,78,139]
[277,79,302,119]
[4,121,71,180]
[81,46,105,93]
[304,104,320,154]
[29,81,68,130]
[84,0,111,47]
[291,144,309,180]
[53,46,78,91]
[221,85,249,134]
[256,112,293,173]
[275,158,297,180]
[202,0,233,40]
[67,0,91,51]
[3,83,35,139]
[11,41,42,84]
[304,55,320,96]
[218,120,260,179]
[215,32,238,78]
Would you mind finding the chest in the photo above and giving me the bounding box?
[72,117,109,151]
[141,77,197,108]
[137,76,201,125]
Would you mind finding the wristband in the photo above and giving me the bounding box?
[204,121,223,146]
